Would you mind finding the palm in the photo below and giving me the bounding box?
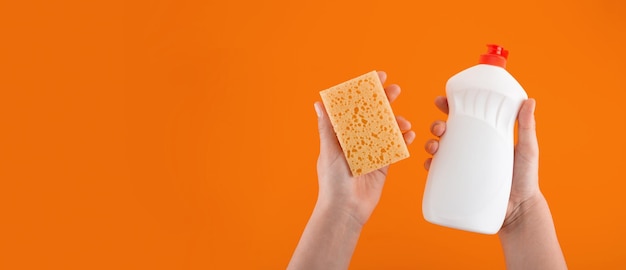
[317,148,388,204]
[316,124,393,224]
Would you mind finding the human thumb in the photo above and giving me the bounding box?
[516,98,539,157]
[314,102,341,154]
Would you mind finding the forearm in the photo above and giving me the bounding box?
[287,201,363,270]
[498,193,567,270]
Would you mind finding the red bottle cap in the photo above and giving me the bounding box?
[479,44,509,68]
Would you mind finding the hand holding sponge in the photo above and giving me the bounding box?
[320,71,410,176]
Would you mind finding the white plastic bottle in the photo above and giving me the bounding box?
[422,44,528,234]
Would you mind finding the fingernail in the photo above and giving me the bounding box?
[406,131,415,144]
[314,103,322,118]
[431,123,440,135]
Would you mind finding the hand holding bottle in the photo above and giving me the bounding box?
[424,96,567,269]
[424,96,541,227]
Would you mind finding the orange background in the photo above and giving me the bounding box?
[1,0,625,269]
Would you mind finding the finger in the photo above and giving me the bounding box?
[396,115,412,133]
[424,158,432,171]
[403,130,416,145]
[314,102,341,153]
[516,98,538,156]
[434,96,449,114]
[424,139,439,155]
[385,84,401,103]
[430,120,446,137]
[377,71,387,85]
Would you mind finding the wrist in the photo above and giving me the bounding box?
[287,194,365,270]
[499,192,546,236]
[313,198,365,232]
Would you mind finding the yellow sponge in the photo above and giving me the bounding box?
[320,71,410,176]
